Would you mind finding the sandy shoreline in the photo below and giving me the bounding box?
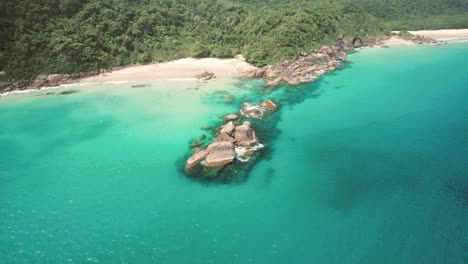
[2,29,468,97]
[409,29,468,42]
[385,29,468,46]
[80,57,258,84]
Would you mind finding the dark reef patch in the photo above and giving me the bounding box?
[59,90,79,95]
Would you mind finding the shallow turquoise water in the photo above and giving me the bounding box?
[1,44,468,263]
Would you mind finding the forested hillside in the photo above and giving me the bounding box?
[0,0,384,80]
[1,0,467,81]
[355,0,468,29]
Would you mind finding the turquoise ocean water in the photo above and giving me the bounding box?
[1,44,467,263]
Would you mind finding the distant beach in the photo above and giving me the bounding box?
[385,29,468,46]
[410,29,468,42]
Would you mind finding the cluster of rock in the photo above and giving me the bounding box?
[185,100,278,176]
[253,37,384,86]
[195,71,216,81]
[0,72,97,93]
[253,35,439,86]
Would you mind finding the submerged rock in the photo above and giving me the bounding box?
[259,100,277,111]
[225,114,239,121]
[59,90,79,95]
[205,142,236,167]
[240,100,278,119]
[224,95,235,103]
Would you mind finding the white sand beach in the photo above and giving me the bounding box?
[81,57,258,84]
[409,29,468,42]
[383,36,415,46]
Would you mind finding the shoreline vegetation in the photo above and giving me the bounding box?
[3,0,467,87]
[1,29,468,97]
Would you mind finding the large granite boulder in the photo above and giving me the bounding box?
[214,132,236,143]
[186,150,208,169]
[220,121,235,135]
[234,122,258,146]
[205,142,236,167]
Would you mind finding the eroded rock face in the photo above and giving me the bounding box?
[186,150,209,169]
[205,142,236,167]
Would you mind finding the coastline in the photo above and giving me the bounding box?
[0,57,257,97]
[2,29,468,97]
[409,29,468,42]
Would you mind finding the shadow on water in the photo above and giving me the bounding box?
[0,99,115,181]
[444,177,468,209]
[310,144,423,211]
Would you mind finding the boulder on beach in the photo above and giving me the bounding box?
[186,149,209,169]
[196,71,216,81]
[205,142,236,167]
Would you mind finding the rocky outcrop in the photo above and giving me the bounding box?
[184,100,279,177]
[195,71,216,81]
[254,35,439,87]
[257,44,348,86]
[0,72,97,94]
